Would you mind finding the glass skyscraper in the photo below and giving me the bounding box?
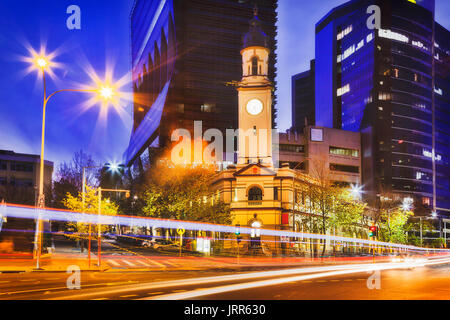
[124,0,278,171]
[297,0,449,216]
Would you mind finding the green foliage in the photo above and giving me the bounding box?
[329,189,367,236]
[378,207,413,244]
[62,186,119,234]
[140,164,231,224]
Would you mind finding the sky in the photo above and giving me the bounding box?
[0,0,448,169]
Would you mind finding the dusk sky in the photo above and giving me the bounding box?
[0,0,448,169]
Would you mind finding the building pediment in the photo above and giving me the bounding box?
[234,163,276,177]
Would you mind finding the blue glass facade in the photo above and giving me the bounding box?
[311,0,450,216]
[435,23,450,212]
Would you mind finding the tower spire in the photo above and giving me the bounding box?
[253,3,258,17]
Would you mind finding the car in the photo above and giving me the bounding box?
[148,239,178,251]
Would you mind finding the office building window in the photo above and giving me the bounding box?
[10,162,33,172]
[0,161,6,171]
[280,144,305,153]
[330,163,359,173]
[273,187,278,200]
[0,177,6,185]
[330,147,359,157]
[15,179,33,187]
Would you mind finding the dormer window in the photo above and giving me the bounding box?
[252,57,258,75]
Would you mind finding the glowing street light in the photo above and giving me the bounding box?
[99,86,114,101]
[402,197,414,212]
[26,46,121,270]
[350,184,363,200]
[432,211,438,218]
[35,57,48,69]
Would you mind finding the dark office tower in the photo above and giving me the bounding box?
[124,0,278,170]
[292,60,315,132]
[313,0,450,215]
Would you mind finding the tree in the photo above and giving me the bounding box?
[62,186,119,236]
[51,150,98,209]
[378,207,413,244]
[140,163,231,225]
[330,189,367,237]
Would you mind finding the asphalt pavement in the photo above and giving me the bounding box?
[1,256,449,300]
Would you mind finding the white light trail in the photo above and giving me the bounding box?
[3,204,450,253]
[146,257,450,300]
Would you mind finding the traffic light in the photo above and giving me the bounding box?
[369,226,378,237]
[235,224,242,243]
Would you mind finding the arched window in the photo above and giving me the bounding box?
[251,57,258,75]
[248,186,263,201]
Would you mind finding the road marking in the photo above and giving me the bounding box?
[20,279,36,282]
[0,281,139,296]
[303,280,313,283]
[330,280,340,282]
[344,279,353,282]
[146,259,167,268]
[148,292,165,295]
[92,298,109,300]
[122,260,136,267]
[172,290,187,293]
[316,280,327,282]
[107,259,121,267]
[135,260,151,267]
[45,278,60,281]
[0,281,10,283]
[161,260,178,267]
[120,294,138,298]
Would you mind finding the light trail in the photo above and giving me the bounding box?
[51,257,450,300]
[145,257,450,300]
[2,203,450,253]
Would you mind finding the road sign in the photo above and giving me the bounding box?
[177,228,185,235]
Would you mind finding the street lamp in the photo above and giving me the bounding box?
[29,51,118,270]
[350,184,363,200]
[402,197,414,212]
[82,163,124,268]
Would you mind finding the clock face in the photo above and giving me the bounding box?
[246,99,263,115]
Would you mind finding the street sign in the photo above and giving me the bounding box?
[177,228,185,235]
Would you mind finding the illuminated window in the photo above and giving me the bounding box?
[329,147,359,157]
[378,29,409,43]
[337,84,350,97]
[337,25,352,40]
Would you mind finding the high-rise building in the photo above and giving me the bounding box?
[306,0,450,216]
[291,60,315,132]
[124,0,278,171]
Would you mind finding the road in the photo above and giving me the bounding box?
[0,256,449,300]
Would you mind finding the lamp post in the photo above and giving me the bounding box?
[95,188,130,267]
[82,164,123,268]
[30,53,118,270]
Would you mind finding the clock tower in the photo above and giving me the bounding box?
[237,8,273,166]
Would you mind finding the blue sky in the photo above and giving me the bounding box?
[0,0,448,168]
